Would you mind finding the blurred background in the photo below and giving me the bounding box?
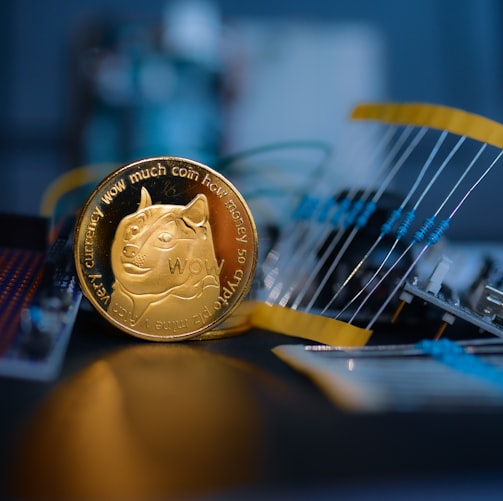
[1,0,502,239]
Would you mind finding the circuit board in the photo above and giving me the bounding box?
[0,217,81,381]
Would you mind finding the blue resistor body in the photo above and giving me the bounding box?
[330,197,352,226]
[396,209,416,240]
[380,208,402,236]
[417,338,503,387]
[292,195,319,220]
[427,218,450,245]
[343,199,365,228]
[316,197,337,223]
[356,200,377,229]
[412,216,436,243]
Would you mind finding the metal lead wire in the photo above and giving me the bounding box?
[261,123,386,301]
[364,148,503,330]
[325,129,449,316]
[283,126,415,309]
[264,123,399,304]
[332,133,467,319]
[348,141,488,326]
[293,126,426,312]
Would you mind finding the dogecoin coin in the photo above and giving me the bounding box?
[73,157,257,341]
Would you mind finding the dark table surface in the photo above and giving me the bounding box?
[2,307,503,501]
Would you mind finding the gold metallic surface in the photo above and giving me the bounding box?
[193,300,254,340]
[74,157,257,341]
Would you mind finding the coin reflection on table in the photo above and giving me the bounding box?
[10,346,266,501]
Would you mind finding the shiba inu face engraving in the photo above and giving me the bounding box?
[109,187,220,323]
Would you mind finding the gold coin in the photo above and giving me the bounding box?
[73,157,258,341]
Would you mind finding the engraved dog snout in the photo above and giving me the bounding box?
[122,244,139,258]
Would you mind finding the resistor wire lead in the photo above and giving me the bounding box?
[291,126,427,311]
[284,126,416,309]
[364,148,503,331]
[324,129,449,315]
[346,141,488,325]
[332,133,467,318]
[256,142,333,281]
[269,127,405,307]
[264,124,402,305]
[262,124,393,302]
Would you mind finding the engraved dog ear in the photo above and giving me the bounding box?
[183,194,209,228]
[138,187,153,210]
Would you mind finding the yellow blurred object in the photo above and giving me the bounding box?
[250,302,372,346]
[40,163,118,241]
[9,345,266,501]
[351,102,503,148]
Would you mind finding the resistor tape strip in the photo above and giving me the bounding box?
[249,302,372,346]
[351,102,503,149]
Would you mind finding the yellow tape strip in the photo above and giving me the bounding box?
[250,302,372,346]
[40,163,118,217]
[351,102,503,149]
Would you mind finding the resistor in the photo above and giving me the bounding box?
[412,216,436,243]
[330,197,352,226]
[292,195,319,220]
[427,218,451,246]
[396,209,417,240]
[356,200,377,229]
[343,199,365,228]
[316,197,337,223]
[380,208,402,236]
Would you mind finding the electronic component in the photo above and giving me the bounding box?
[258,102,503,339]
[0,216,81,381]
[394,253,503,339]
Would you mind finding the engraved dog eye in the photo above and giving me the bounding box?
[125,223,141,239]
[158,232,173,243]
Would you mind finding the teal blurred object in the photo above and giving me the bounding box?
[77,1,224,167]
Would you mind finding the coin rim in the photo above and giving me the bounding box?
[73,156,258,341]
